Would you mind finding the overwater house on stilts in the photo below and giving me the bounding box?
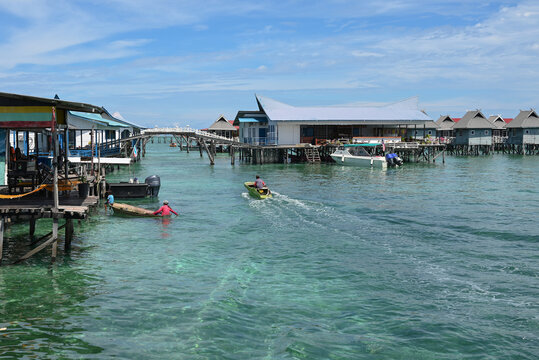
[451,110,495,155]
[233,95,441,163]
[202,115,239,141]
[0,92,126,265]
[505,109,539,154]
[435,115,456,142]
[487,115,511,151]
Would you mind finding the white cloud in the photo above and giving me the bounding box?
[351,50,383,58]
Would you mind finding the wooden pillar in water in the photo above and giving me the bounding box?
[29,217,36,238]
[65,218,74,251]
[0,217,4,265]
[211,141,216,161]
[51,216,58,262]
[230,146,235,165]
[186,136,190,153]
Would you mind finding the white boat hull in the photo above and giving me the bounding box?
[330,152,387,169]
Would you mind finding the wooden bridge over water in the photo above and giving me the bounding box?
[141,127,447,165]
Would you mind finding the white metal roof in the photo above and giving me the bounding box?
[256,95,432,122]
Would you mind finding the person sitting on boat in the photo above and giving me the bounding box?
[254,175,265,191]
[153,200,178,216]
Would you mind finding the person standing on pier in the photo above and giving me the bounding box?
[153,200,178,216]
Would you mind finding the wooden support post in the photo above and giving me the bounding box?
[211,141,216,160]
[198,140,203,157]
[186,136,190,153]
[14,235,56,264]
[200,140,215,165]
[142,138,146,157]
[51,216,58,262]
[231,146,235,165]
[29,217,36,238]
[0,217,4,265]
[65,218,73,251]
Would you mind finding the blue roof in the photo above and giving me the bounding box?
[99,118,129,128]
[71,111,104,122]
[70,111,129,128]
[238,118,261,123]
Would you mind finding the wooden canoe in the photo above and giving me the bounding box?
[244,182,272,199]
[110,202,165,217]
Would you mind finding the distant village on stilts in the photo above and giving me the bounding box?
[0,91,537,264]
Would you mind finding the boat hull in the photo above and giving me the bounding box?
[110,202,166,217]
[244,182,272,199]
[330,153,387,169]
[108,183,149,198]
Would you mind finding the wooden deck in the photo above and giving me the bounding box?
[0,195,99,219]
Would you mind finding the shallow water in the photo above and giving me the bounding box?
[0,143,538,359]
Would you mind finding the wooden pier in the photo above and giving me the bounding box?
[143,128,447,165]
[0,193,98,265]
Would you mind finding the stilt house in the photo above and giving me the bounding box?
[435,115,456,140]
[453,110,494,145]
[505,109,539,145]
[234,95,435,145]
[204,115,238,139]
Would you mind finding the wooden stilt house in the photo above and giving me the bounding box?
[453,110,494,146]
[204,115,238,139]
[487,115,509,145]
[505,109,539,146]
[435,115,456,142]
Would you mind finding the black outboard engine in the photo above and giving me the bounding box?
[145,175,161,197]
[385,153,404,167]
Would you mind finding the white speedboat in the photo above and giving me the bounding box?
[330,144,403,169]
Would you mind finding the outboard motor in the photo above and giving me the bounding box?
[385,153,404,167]
[145,175,161,197]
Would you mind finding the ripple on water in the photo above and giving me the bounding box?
[0,149,537,359]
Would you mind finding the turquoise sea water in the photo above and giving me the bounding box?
[0,143,538,359]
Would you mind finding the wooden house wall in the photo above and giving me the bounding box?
[455,129,492,145]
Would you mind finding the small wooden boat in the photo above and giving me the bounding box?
[169,142,177,147]
[110,202,166,217]
[108,183,149,198]
[244,182,272,199]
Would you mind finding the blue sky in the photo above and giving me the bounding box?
[0,0,537,127]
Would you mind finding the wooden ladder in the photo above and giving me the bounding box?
[305,147,321,163]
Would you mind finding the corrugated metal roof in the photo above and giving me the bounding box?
[453,110,494,129]
[208,116,237,131]
[256,95,433,122]
[436,115,456,130]
[505,110,539,128]
[487,115,507,129]
[238,118,261,123]
[69,111,128,129]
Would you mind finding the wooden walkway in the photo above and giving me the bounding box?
[144,128,448,165]
[0,194,99,265]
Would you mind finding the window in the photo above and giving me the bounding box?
[470,130,475,135]
[484,130,489,135]
[428,130,432,135]
[525,130,529,134]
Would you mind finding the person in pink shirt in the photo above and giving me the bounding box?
[153,200,178,216]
